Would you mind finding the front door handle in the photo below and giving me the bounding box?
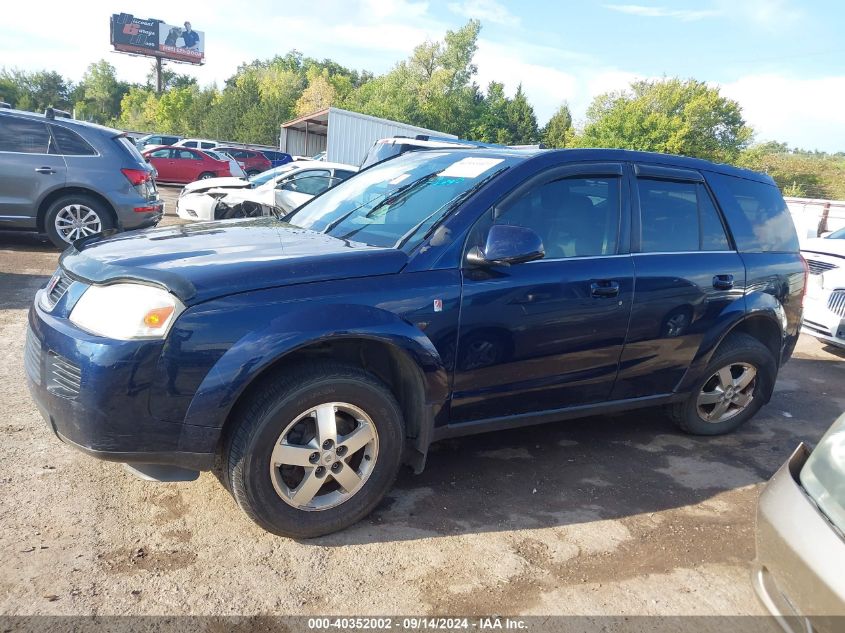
[590,280,620,298]
[35,167,56,175]
[713,274,734,290]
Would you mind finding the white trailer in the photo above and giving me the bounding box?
[279,107,456,167]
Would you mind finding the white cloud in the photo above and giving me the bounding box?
[604,4,720,21]
[606,0,802,29]
[447,0,520,26]
[716,0,803,30]
[721,74,845,152]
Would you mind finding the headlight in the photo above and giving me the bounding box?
[69,283,185,340]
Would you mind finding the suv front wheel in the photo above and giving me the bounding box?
[225,362,405,538]
[670,332,776,435]
[44,194,114,249]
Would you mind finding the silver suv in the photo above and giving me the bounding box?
[0,108,163,248]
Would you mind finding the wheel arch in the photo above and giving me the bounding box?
[677,307,784,396]
[37,187,118,232]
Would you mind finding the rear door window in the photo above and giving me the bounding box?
[705,173,799,252]
[0,116,52,154]
[637,179,730,252]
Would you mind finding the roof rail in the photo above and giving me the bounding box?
[44,107,72,120]
[412,134,499,148]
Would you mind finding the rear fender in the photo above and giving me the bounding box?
[676,291,784,393]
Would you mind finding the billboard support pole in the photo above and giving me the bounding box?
[155,57,163,94]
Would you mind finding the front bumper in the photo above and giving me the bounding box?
[801,284,845,349]
[25,289,216,470]
[753,445,845,633]
[175,193,216,221]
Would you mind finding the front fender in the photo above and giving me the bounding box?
[180,302,448,433]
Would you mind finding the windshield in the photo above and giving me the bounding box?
[827,227,845,239]
[360,141,406,169]
[285,151,514,251]
[250,164,298,187]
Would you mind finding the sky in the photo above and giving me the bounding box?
[2,0,844,151]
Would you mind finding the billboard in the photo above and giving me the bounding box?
[110,13,204,64]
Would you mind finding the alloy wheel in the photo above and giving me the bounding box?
[269,402,379,511]
[54,204,102,243]
[696,362,757,423]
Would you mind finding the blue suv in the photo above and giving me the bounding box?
[25,148,805,537]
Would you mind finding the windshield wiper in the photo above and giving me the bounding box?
[319,171,441,235]
[394,167,508,249]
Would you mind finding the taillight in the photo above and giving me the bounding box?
[800,254,810,306]
[122,168,151,186]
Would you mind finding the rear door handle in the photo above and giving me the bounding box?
[35,167,56,175]
[590,280,620,298]
[713,274,734,290]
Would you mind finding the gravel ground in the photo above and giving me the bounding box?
[1,188,843,619]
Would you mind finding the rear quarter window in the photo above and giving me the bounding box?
[705,173,799,252]
[51,125,96,156]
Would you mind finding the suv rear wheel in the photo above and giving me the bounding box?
[44,194,114,249]
[670,332,776,435]
[225,362,404,538]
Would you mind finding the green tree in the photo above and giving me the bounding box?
[145,62,198,92]
[345,20,482,136]
[117,87,159,131]
[738,142,845,199]
[295,69,338,116]
[472,82,511,143]
[506,84,539,144]
[579,78,752,163]
[76,60,129,123]
[542,103,573,148]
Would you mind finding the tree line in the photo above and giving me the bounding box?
[1,20,843,199]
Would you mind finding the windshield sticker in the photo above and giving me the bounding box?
[439,157,504,179]
[389,173,411,185]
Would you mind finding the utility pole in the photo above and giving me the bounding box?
[155,57,163,94]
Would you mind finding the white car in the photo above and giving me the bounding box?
[176,161,358,221]
[173,138,220,150]
[801,227,845,348]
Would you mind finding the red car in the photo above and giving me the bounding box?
[214,147,272,176]
[143,147,231,184]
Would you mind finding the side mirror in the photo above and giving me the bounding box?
[466,224,545,267]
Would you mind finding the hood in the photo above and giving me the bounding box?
[221,186,274,207]
[182,177,251,194]
[802,237,845,259]
[60,218,408,305]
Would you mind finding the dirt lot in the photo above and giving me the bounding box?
[1,189,843,618]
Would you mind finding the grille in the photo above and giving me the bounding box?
[828,291,845,318]
[44,272,72,309]
[47,352,81,398]
[24,328,42,385]
[806,259,839,276]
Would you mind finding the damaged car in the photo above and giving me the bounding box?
[176,161,357,221]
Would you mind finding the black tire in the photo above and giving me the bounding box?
[199,172,215,180]
[246,170,260,177]
[44,194,114,249]
[225,361,405,538]
[669,332,776,435]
